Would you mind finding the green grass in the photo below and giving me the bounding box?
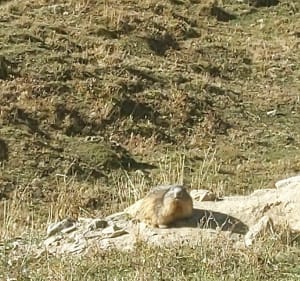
[2,237,300,280]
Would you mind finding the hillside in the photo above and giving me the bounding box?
[0,0,300,279]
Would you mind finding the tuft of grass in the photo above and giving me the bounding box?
[2,233,300,280]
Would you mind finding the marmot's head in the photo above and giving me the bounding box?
[163,185,191,202]
[157,185,193,226]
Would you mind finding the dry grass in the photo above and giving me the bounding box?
[1,155,300,280]
[1,223,300,280]
[0,0,300,279]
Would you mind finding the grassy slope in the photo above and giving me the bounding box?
[0,0,300,279]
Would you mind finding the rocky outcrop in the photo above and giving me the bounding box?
[43,175,300,255]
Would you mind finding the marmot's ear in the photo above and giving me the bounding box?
[182,183,191,191]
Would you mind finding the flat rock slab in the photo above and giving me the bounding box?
[43,176,300,255]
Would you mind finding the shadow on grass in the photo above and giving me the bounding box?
[0,138,8,161]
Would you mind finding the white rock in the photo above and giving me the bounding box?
[87,219,108,231]
[244,216,274,247]
[275,175,300,189]
[47,218,76,237]
[40,177,300,255]
[266,109,277,116]
[60,238,87,254]
[44,234,63,247]
[190,189,217,201]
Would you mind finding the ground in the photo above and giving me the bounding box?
[0,0,300,280]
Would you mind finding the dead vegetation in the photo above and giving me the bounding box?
[0,0,300,279]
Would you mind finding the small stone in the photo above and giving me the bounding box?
[102,224,122,235]
[88,219,108,230]
[102,224,127,238]
[47,218,76,237]
[190,189,217,201]
[61,224,77,234]
[266,109,277,116]
[244,216,273,247]
[78,217,94,224]
[44,234,63,247]
[108,229,128,238]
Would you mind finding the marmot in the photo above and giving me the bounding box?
[136,184,193,228]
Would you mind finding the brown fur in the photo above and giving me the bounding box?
[136,185,193,227]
